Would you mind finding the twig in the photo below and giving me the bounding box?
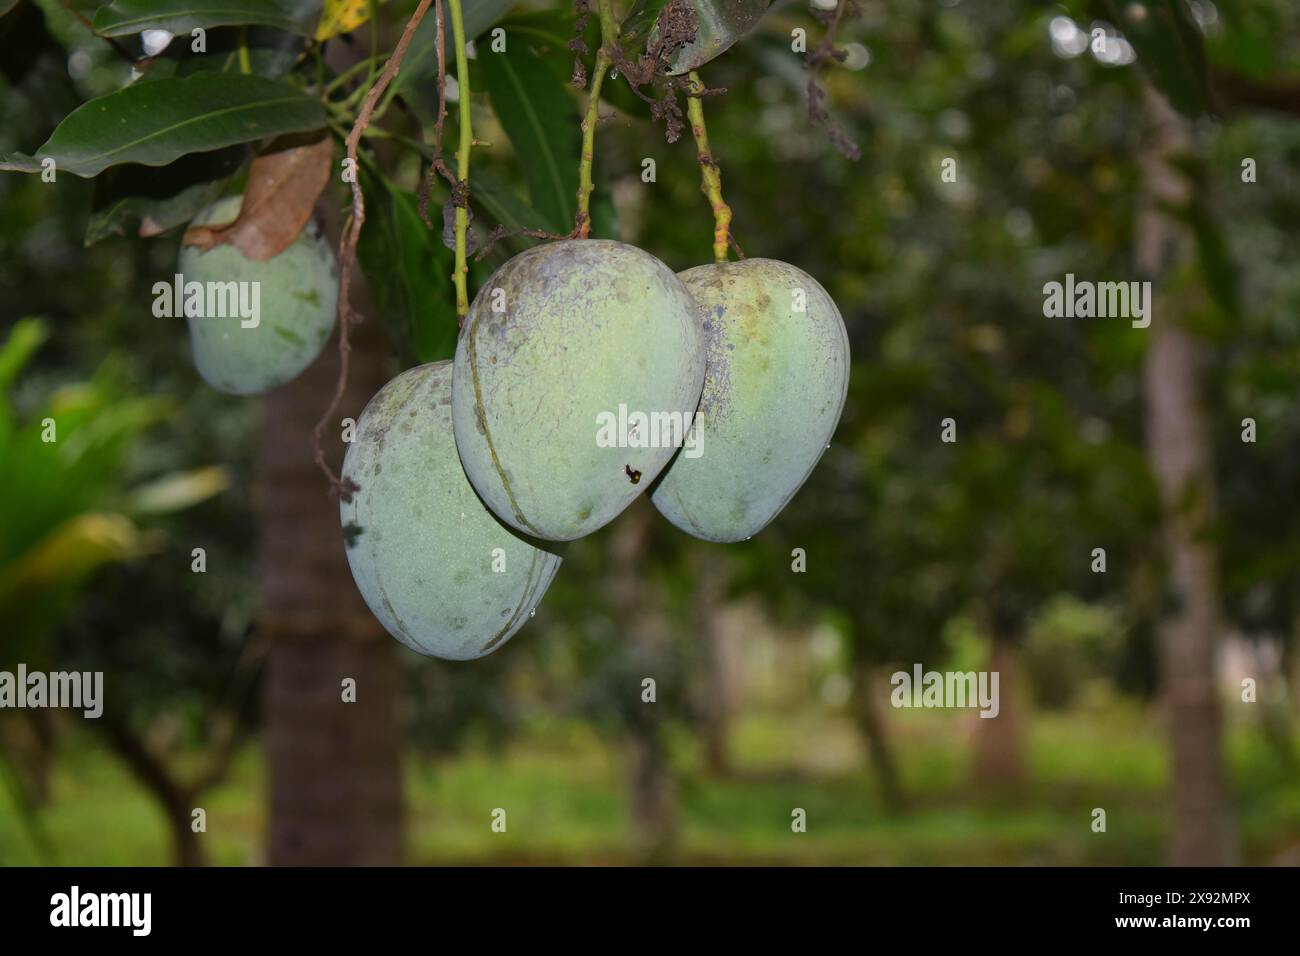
[450,0,472,321]
[685,71,733,263]
[418,0,454,226]
[311,0,437,496]
[59,0,136,63]
[806,0,861,161]
[475,224,572,261]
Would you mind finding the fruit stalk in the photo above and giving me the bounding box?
[576,0,620,237]
[310,0,435,492]
[450,0,472,319]
[685,71,732,264]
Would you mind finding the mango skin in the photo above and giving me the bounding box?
[649,259,849,542]
[340,362,563,660]
[178,195,338,396]
[452,239,705,541]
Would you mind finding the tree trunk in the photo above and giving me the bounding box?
[971,632,1028,796]
[851,663,905,812]
[692,549,732,776]
[1138,86,1238,866]
[257,315,404,866]
[609,502,678,862]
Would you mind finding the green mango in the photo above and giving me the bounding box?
[176,195,337,396]
[340,361,563,660]
[650,258,849,542]
[452,240,705,541]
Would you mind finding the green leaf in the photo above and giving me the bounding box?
[0,319,48,397]
[1109,0,1213,118]
[0,0,20,18]
[125,466,230,514]
[480,39,579,234]
[620,0,671,61]
[653,0,772,75]
[0,73,326,178]
[92,0,319,37]
[392,0,516,101]
[357,170,458,364]
[471,166,558,247]
[85,145,246,245]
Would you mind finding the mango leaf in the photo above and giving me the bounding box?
[0,73,326,178]
[93,0,319,37]
[1110,0,1213,118]
[85,145,247,245]
[499,7,578,49]
[392,0,515,101]
[357,170,458,364]
[167,29,308,79]
[125,466,230,514]
[471,166,558,247]
[315,0,379,41]
[480,39,579,235]
[650,0,772,75]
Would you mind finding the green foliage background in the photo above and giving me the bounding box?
[0,0,1298,864]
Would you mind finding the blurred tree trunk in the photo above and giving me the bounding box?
[1138,86,1238,866]
[971,630,1028,795]
[851,662,904,812]
[257,315,404,866]
[692,549,732,776]
[609,502,678,862]
[1,710,56,807]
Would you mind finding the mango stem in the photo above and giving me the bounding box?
[450,0,471,321]
[576,0,620,238]
[685,71,732,264]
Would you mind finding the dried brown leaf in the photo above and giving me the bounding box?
[182,134,333,260]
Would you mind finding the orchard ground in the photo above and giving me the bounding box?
[4,704,1296,866]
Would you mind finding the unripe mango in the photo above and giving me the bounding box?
[452,240,705,541]
[177,195,337,395]
[650,259,849,542]
[340,362,563,660]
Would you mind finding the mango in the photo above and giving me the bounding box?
[451,240,705,541]
[177,195,337,395]
[649,258,849,542]
[340,362,563,660]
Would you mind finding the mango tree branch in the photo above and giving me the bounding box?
[685,71,733,264]
[450,0,472,320]
[418,0,454,227]
[311,0,436,495]
[575,0,621,237]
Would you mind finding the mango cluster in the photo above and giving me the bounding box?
[341,239,849,660]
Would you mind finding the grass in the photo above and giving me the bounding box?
[2,704,1297,866]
